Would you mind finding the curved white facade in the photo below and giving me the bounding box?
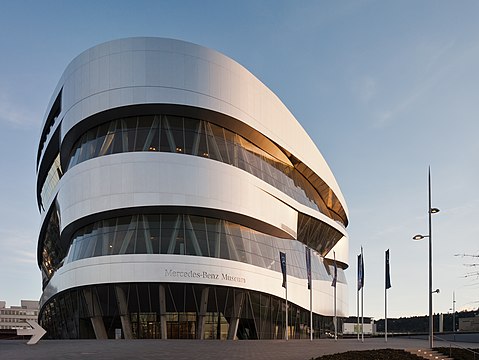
[36,38,349,339]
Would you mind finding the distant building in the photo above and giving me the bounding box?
[0,300,39,330]
[342,316,376,336]
[459,315,479,332]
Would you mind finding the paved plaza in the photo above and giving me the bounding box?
[1,337,478,360]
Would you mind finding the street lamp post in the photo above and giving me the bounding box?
[413,168,439,349]
[452,291,456,335]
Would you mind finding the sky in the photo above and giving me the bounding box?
[0,0,478,320]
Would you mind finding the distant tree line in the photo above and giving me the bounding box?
[375,309,478,333]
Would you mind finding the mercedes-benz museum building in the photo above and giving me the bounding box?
[36,37,349,340]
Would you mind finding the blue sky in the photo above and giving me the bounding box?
[0,0,478,319]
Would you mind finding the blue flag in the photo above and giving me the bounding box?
[305,247,312,289]
[280,251,287,288]
[331,252,337,288]
[385,249,391,289]
[358,252,364,291]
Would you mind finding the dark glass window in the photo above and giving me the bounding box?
[40,205,65,288]
[39,283,336,339]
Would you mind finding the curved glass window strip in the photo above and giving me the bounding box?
[64,213,344,284]
[40,283,336,339]
[67,115,345,226]
[297,213,343,257]
[37,90,61,168]
[41,206,64,288]
[39,153,63,211]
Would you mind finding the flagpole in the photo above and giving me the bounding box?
[385,249,388,343]
[453,290,456,341]
[333,251,337,341]
[310,279,313,341]
[306,247,313,341]
[385,249,392,342]
[334,284,337,341]
[361,278,364,342]
[357,254,360,341]
[385,273,388,342]
[280,252,288,340]
[361,247,364,343]
[286,284,288,340]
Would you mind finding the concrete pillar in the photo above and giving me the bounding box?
[196,287,209,339]
[83,288,108,339]
[227,291,244,340]
[114,286,134,339]
[159,284,167,339]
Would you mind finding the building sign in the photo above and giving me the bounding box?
[164,269,246,284]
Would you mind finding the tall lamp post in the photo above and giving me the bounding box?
[452,291,456,336]
[413,168,439,349]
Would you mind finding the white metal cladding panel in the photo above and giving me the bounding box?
[40,253,348,317]
[43,38,347,217]
[56,152,299,238]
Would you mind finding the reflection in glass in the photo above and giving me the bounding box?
[67,114,346,226]
[64,213,343,285]
[40,282,337,340]
[41,206,64,288]
[39,153,63,211]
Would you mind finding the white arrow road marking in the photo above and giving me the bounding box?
[17,319,47,345]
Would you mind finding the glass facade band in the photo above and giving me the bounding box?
[64,213,346,284]
[66,114,346,226]
[41,205,63,288]
[40,283,337,340]
[39,153,62,211]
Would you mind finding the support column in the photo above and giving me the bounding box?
[115,286,133,339]
[159,284,167,339]
[196,287,209,339]
[227,291,244,340]
[83,288,108,339]
[257,295,270,340]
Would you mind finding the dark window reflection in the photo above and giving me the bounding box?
[41,205,66,288]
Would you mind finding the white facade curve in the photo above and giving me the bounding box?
[36,37,349,340]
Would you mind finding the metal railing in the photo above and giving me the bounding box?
[433,334,478,360]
